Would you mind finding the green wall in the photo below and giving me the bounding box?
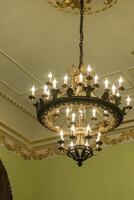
[0,147,32,200]
[1,143,134,200]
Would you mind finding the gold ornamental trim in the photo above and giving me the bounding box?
[48,0,118,15]
[0,90,36,119]
[0,128,134,160]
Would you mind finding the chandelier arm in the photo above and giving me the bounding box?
[79,0,84,70]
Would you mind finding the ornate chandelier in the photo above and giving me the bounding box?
[29,0,132,166]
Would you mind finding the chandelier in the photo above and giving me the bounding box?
[29,0,132,166]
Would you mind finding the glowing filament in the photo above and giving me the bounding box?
[48,72,52,82]
[70,141,74,147]
[71,125,75,135]
[79,109,83,119]
[104,78,109,89]
[53,78,57,89]
[127,96,131,106]
[86,124,91,134]
[72,112,76,122]
[87,64,92,75]
[31,85,35,96]
[43,85,48,94]
[116,91,120,97]
[85,140,89,146]
[66,107,70,118]
[112,84,116,95]
[59,130,64,140]
[94,74,99,84]
[79,73,83,83]
[118,77,123,87]
[96,132,101,142]
[92,108,96,118]
[64,74,68,84]
[46,90,50,98]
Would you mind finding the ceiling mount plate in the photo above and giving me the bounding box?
[47,0,118,15]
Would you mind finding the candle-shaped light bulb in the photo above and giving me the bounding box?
[46,90,50,98]
[79,109,83,119]
[94,74,99,84]
[86,124,91,132]
[79,73,83,83]
[48,72,52,82]
[64,74,68,85]
[92,108,96,118]
[127,96,131,106]
[87,64,92,75]
[112,84,116,95]
[31,85,35,96]
[59,130,64,141]
[53,78,57,89]
[96,132,101,142]
[86,124,91,135]
[66,107,70,118]
[116,91,120,97]
[118,77,123,87]
[104,78,109,90]
[98,132,101,138]
[85,140,89,146]
[70,141,74,147]
[72,112,76,123]
[71,125,75,134]
[43,85,48,94]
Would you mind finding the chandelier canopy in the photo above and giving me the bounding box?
[29,0,132,166]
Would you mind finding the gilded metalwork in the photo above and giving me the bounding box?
[0,129,134,160]
[47,0,118,14]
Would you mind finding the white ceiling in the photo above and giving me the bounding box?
[0,0,134,148]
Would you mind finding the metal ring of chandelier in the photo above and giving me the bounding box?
[36,96,124,135]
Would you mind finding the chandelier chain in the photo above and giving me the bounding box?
[79,0,84,70]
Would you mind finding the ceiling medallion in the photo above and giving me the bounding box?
[47,0,118,15]
[29,0,132,166]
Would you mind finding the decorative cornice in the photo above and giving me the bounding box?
[0,128,134,160]
[0,90,36,119]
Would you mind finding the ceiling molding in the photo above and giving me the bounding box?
[0,49,42,86]
[0,89,36,119]
[0,127,134,161]
[0,121,31,145]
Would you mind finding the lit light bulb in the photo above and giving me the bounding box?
[53,78,57,89]
[112,84,116,95]
[48,72,52,82]
[46,90,50,98]
[64,74,68,85]
[127,96,131,106]
[59,130,64,141]
[70,141,74,147]
[66,107,70,118]
[71,125,75,134]
[85,140,89,146]
[43,85,48,94]
[96,132,101,142]
[31,85,35,96]
[86,124,91,134]
[94,74,99,84]
[104,110,108,114]
[104,78,109,89]
[79,73,83,83]
[56,109,60,115]
[92,108,96,118]
[79,109,83,119]
[118,77,123,87]
[116,91,120,97]
[87,64,92,75]
[71,112,76,123]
